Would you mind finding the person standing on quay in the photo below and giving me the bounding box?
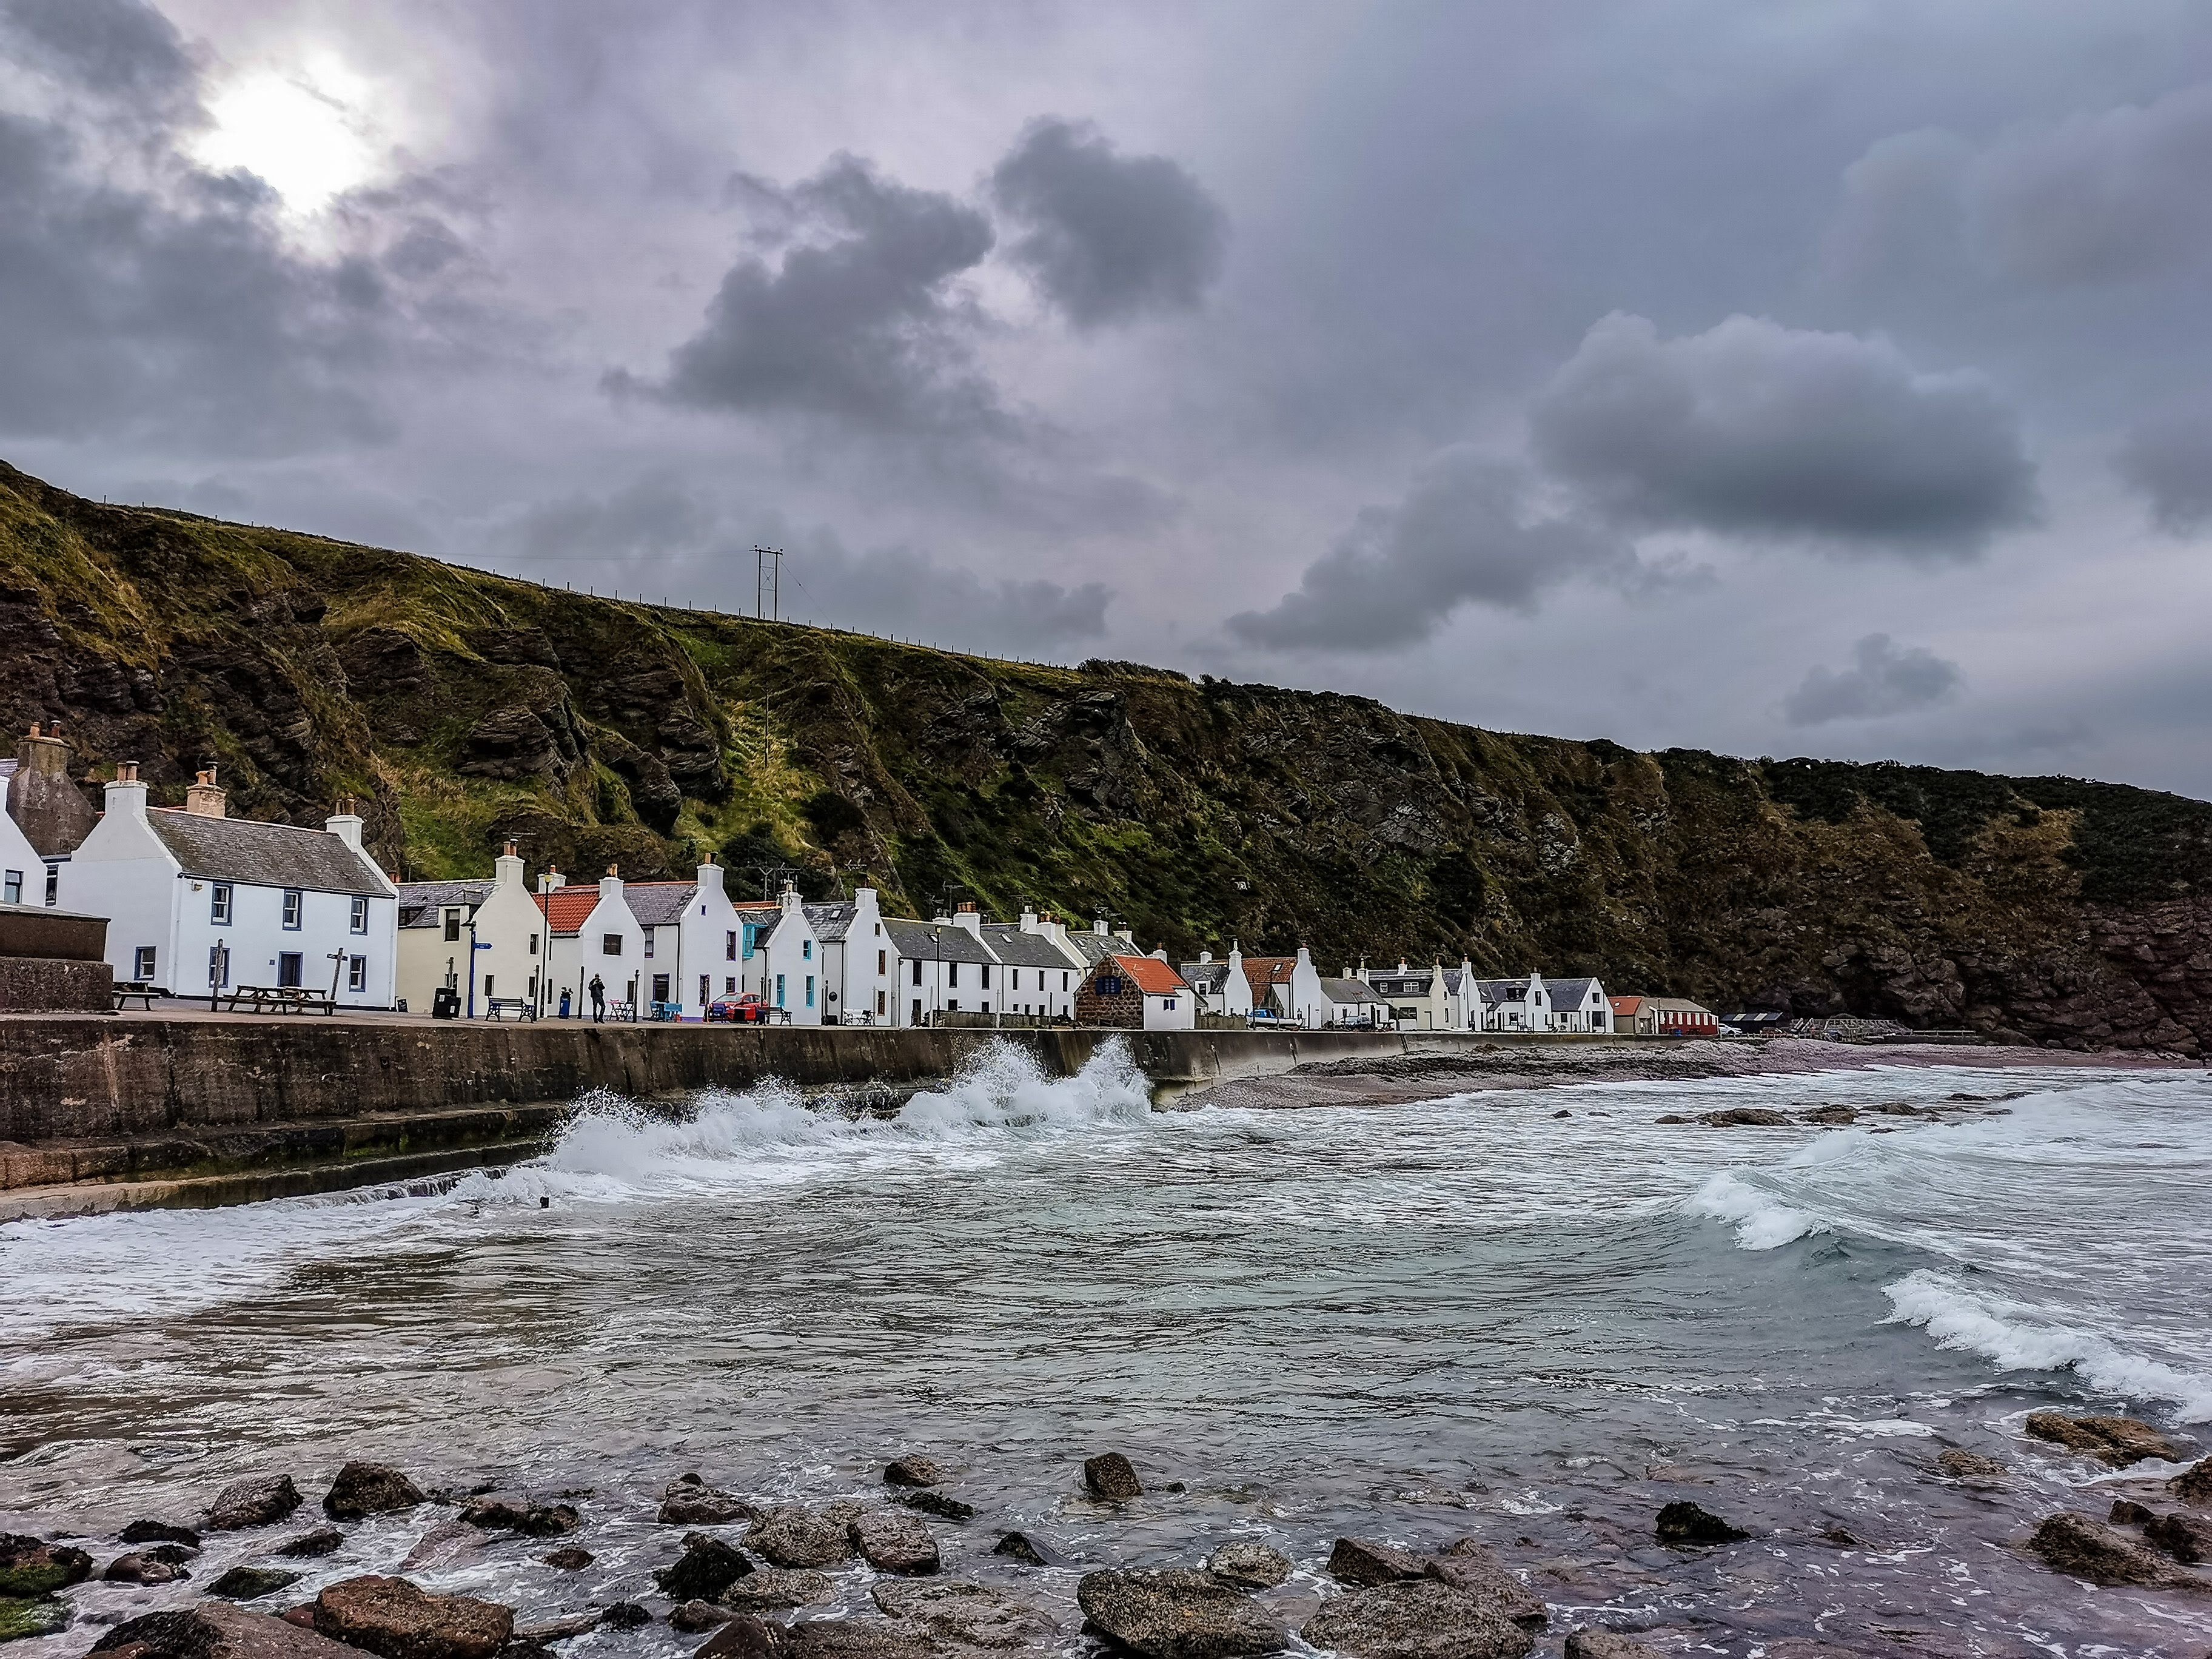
[589,974,606,1022]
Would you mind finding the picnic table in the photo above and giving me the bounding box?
[113,981,158,1010]
[219,985,337,1016]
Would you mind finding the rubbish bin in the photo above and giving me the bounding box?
[431,986,460,1020]
[558,988,572,1019]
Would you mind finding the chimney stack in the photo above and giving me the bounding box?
[184,768,227,817]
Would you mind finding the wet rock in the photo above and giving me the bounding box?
[0,1598,69,1643]
[1550,1110,1570,1119]
[276,1528,345,1560]
[894,1491,973,1523]
[2026,1511,2202,1588]
[1084,1453,1145,1501]
[280,1610,319,1631]
[514,1615,600,1644]
[1654,1503,1749,1546]
[746,1507,850,1570]
[991,1532,1049,1567]
[397,1522,484,1574]
[0,1535,93,1597]
[661,1476,757,1528]
[779,1622,928,1659]
[692,1615,779,1659]
[850,1510,939,1576]
[119,1522,201,1549]
[2173,1456,2212,1506]
[2146,1510,2212,1564]
[655,1533,753,1602]
[2023,1412,2182,1467]
[1654,1116,1690,1125]
[313,1575,515,1659]
[212,1567,304,1601]
[208,1478,306,1533]
[669,1604,729,1634]
[1205,1543,1292,1590]
[323,1464,426,1522]
[1800,1105,1857,1125]
[541,1550,592,1572]
[1076,1568,1286,1658]
[1564,1632,1661,1659]
[92,1605,363,1659]
[104,1553,191,1586]
[872,1580,1057,1647]
[1700,1108,1791,1127]
[598,1605,652,1632]
[1936,1449,2006,1480]
[883,1456,947,1489]
[457,1497,578,1538]
[1302,1580,1534,1659]
[1424,1540,1547,1628]
[2110,1499,2157,1526]
[722,1569,834,1610]
[1328,1538,1427,1587]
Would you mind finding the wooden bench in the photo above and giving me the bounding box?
[484,997,529,1021]
[220,985,337,1016]
[113,981,158,1010]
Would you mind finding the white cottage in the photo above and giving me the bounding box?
[759,883,823,1024]
[1179,942,1253,1019]
[542,867,646,1019]
[1544,975,1612,1031]
[983,918,1084,1022]
[806,886,893,1026]
[0,772,44,907]
[59,765,398,1005]
[1239,945,1329,1027]
[395,842,552,1017]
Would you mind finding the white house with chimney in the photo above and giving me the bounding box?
[1179,943,1254,1019]
[59,765,398,1005]
[757,882,823,1023]
[395,842,555,1017]
[0,771,44,908]
[542,866,647,1018]
[808,886,893,1025]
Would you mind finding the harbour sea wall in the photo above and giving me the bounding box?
[0,1017,1591,1215]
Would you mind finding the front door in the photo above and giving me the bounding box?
[652,973,670,1005]
[277,952,303,988]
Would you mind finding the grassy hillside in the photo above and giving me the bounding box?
[5,458,2210,1051]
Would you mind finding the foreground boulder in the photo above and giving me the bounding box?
[654,1532,752,1601]
[312,1575,514,1659]
[1076,1567,1285,1659]
[1206,1543,1292,1590]
[661,1475,757,1527]
[883,1456,947,1489]
[2110,1500,2157,1526]
[207,1478,304,1532]
[669,1603,729,1634]
[119,1522,201,1549]
[1936,1449,2006,1480]
[0,1534,92,1597]
[746,1507,851,1569]
[93,1604,363,1659]
[1564,1633,1662,1659]
[2173,1456,2212,1506]
[106,1552,192,1586]
[457,1495,578,1538]
[894,1490,973,1523]
[722,1569,834,1610]
[1655,1503,1749,1546]
[779,1622,928,1659]
[2145,1510,2212,1564]
[1302,1580,1535,1659]
[209,1566,302,1601]
[2023,1413,2182,1467]
[872,1580,1057,1647]
[992,1532,1050,1567]
[850,1509,940,1575]
[322,1464,426,1522]
[1329,1538,1426,1587]
[275,1527,344,1560]
[1425,1541,1547,1628]
[1700,1108,1791,1127]
[0,1597,69,1641]
[694,1617,780,1659]
[2026,1512,2204,1588]
[1084,1453,1145,1501]
[541,1549,592,1571]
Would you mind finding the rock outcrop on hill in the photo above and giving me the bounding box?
[6,458,2211,1051]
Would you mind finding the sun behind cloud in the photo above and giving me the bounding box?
[191,53,384,212]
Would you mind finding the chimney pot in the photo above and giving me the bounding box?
[606,863,619,876]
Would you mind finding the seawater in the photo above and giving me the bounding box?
[4,1044,2210,1657]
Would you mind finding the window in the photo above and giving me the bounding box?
[805,974,815,1008]
[443,909,461,943]
[277,951,303,988]
[644,931,655,959]
[877,950,886,974]
[1164,997,1176,1011]
[529,932,539,956]
[912,958,922,985]
[911,997,921,1024]
[282,888,303,930]
[775,973,786,1008]
[725,976,736,993]
[947,999,958,1013]
[980,964,990,988]
[209,882,230,924]
[133,945,156,982]
[876,990,886,1016]
[44,868,58,905]
[726,930,737,962]
[0,869,20,905]
[699,974,709,1006]
[350,895,368,934]
[483,974,494,998]
[1062,971,1069,991]
[603,932,622,956]
[1011,969,1020,990]
[802,939,812,961]
[948,962,959,988]
[349,956,367,993]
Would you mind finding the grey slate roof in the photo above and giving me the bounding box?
[623,883,698,928]
[396,879,495,930]
[806,902,857,943]
[149,809,386,896]
[1546,976,1604,1007]
[1180,960,1232,993]
[1064,930,1123,965]
[1367,971,1433,997]
[1442,968,1466,994]
[1319,977,1387,1004]
[982,923,1078,969]
[1475,978,1533,1002]
[882,917,998,965]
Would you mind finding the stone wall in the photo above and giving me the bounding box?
[0,957,110,1014]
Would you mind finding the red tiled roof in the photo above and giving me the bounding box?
[1239,955,1298,997]
[534,888,602,936]
[1110,954,1190,996]
[1609,995,1644,1015]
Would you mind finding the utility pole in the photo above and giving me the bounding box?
[752,546,783,620]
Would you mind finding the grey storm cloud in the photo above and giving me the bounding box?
[1,0,197,112]
[494,475,1110,652]
[2116,407,2212,534]
[1826,84,2212,290]
[631,155,1004,435]
[990,118,1227,329]
[1529,313,2037,557]
[1225,451,1626,650]
[1783,634,1963,726]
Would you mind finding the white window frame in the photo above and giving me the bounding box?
[281,888,303,930]
[349,895,368,934]
[210,882,232,925]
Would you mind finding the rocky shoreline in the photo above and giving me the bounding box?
[7,1413,2209,1659]
[1171,1035,2204,1113]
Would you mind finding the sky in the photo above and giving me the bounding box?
[5,1,2211,798]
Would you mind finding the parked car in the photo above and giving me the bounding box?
[708,994,770,1024]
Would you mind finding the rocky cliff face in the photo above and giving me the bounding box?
[5,458,2210,1052]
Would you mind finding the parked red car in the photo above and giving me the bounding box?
[707,994,770,1024]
